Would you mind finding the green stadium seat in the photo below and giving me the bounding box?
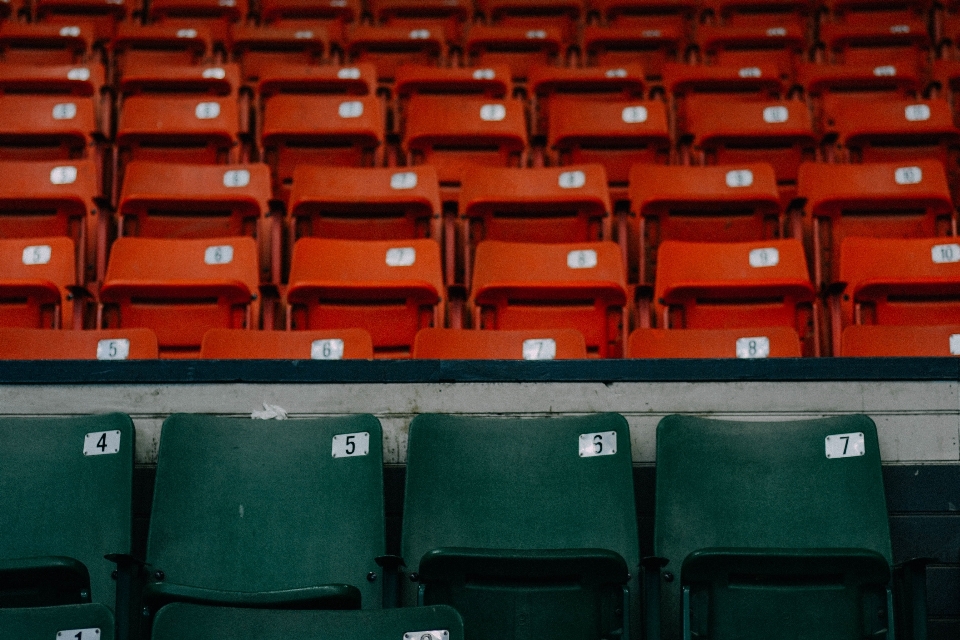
[151,603,463,640]
[142,414,385,620]
[401,413,639,640]
[649,414,925,640]
[0,604,114,640]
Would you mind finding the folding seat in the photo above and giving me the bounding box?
[0,21,94,65]
[0,327,159,359]
[0,236,78,329]
[258,0,358,44]
[0,94,99,164]
[841,323,960,355]
[0,62,109,134]
[663,62,787,129]
[581,24,686,79]
[798,60,921,99]
[112,23,214,74]
[199,327,373,359]
[98,236,260,357]
[649,414,924,640]
[401,413,638,640]
[0,411,133,618]
[151,604,464,640]
[592,0,696,31]
[653,239,818,354]
[345,24,446,82]
[230,23,328,82]
[627,326,802,357]
[700,0,816,27]
[34,0,128,43]
[796,160,954,287]
[478,0,584,35]
[680,97,817,203]
[825,0,928,26]
[260,94,384,199]
[369,0,471,44]
[139,413,384,624]
[547,97,670,191]
[818,18,930,74]
[464,24,566,81]
[469,240,628,357]
[694,22,808,78]
[403,95,527,190]
[459,165,612,284]
[629,163,782,283]
[528,63,645,135]
[147,0,247,44]
[287,238,445,358]
[412,327,588,358]
[288,165,442,242]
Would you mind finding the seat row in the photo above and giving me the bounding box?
[0,411,929,640]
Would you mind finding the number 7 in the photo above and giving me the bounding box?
[840,436,849,454]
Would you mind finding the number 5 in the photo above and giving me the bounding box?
[345,435,355,455]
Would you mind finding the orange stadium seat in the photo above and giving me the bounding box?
[403,95,527,190]
[840,324,960,356]
[200,327,374,359]
[0,158,100,284]
[256,62,376,99]
[0,62,110,134]
[465,24,566,81]
[258,0,358,43]
[112,23,214,73]
[477,0,583,34]
[528,63,645,135]
[412,327,588,359]
[819,18,930,73]
[592,0,697,29]
[581,24,685,79]
[629,163,783,283]
[117,60,240,96]
[394,64,513,134]
[0,21,94,65]
[260,94,384,199]
[346,24,446,81]
[547,97,670,188]
[824,0,928,24]
[0,95,99,162]
[34,0,128,43]
[695,22,807,78]
[700,0,816,26]
[0,236,78,329]
[627,326,803,357]
[469,240,627,357]
[798,61,921,101]
[147,0,247,44]
[288,165,442,242]
[663,61,786,100]
[653,239,819,354]
[796,160,954,286]
[0,327,159,359]
[230,23,329,82]
[286,237,445,357]
[369,0,471,44]
[98,236,260,357]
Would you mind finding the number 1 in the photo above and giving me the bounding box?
[75,633,83,640]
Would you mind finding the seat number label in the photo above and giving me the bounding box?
[386,247,416,266]
[567,249,597,269]
[311,339,344,360]
[50,166,78,185]
[874,65,896,76]
[22,245,52,265]
[763,106,788,123]
[473,68,495,80]
[57,629,100,640]
[176,29,197,38]
[97,339,130,361]
[622,106,648,123]
[931,243,960,264]
[726,169,753,187]
[332,432,370,458]
[558,170,585,189]
[204,245,233,265]
[339,101,364,118]
[950,334,960,355]
[905,104,930,121]
[480,104,506,121]
[404,632,449,640]
[738,67,761,78]
[223,169,250,187]
[68,68,90,81]
[53,103,77,120]
[825,432,865,459]
[522,339,556,360]
[736,336,770,359]
[749,247,779,267]
[579,431,617,457]
[83,431,121,456]
[202,67,226,79]
[895,166,922,184]
[391,172,418,190]
[338,67,361,79]
[195,102,220,119]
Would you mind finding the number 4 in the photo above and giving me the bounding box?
[97,433,107,452]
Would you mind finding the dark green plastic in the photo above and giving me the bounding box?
[654,414,894,640]
[0,413,134,610]
[401,413,639,640]
[0,604,114,640]
[152,602,464,640]
[143,414,385,612]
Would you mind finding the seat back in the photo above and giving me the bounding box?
[464,24,565,81]
[412,327,587,359]
[346,24,446,82]
[697,23,806,76]
[0,21,94,65]
[112,23,213,71]
[402,413,638,639]
[200,328,373,359]
[0,95,96,161]
[256,63,376,99]
[0,328,159,359]
[230,23,328,81]
[654,414,892,640]
[0,413,134,609]
[145,415,383,608]
[528,64,645,135]
[627,326,802,357]
[582,25,685,78]
[0,604,114,640]
[0,236,76,329]
[841,323,960,355]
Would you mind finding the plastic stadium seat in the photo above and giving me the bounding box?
[256,63,376,99]
[141,414,383,619]
[0,604,114,640]
[0,95,98,162]
[370,0,471,43]
[403,95,527,189]
[821,97,960,167]
[0,158,100,284]
[824,0,928,24]
[0,412,133,611]
[151,604,463,640]
[629,163,782,283]
[819,18,929,72]
[653,239,818,354]
[261,94,384,199]
[258,0,358,44]
[0,21,94,65]
[288,165,442,241]
[841,323,960,355]
[34,0,127,42]
[346,24,446,81]
[412,327,588,358]
[582,24,685,79]
[118,61,240,96]
[287,238,445,358]
[0,62,107,100]
[98,237,260,357]
[401,413,638,640]
[695,22,807,77]
[394,65,513,134]
[478,0,584,32]
[230,23,328,82]
[547,97,670,188]
[147,0,247,44]
[796,160,954,286]
[465,24,566,81]
[469,240,628,357]
[663,61,786,104]
[701,0,816,26]
[0,236,77,329]
[112,23,213,72]
[798,61,921,99]
[628,326,802,357]
[528,63,645,135]
[0,328,159,359]
[200,327,373,359]
[592,0,696,31]
[650,414,914,640]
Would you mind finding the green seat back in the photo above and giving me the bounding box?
[0,604,114,640]
[0,414,134,610]
[654,414,893,640]
[146,414,384,607]
[402,413,639,640]
[152,603,464,640]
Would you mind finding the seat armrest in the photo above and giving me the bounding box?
[894,557,935,640]
[0,556,91,606]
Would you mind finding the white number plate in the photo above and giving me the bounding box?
[195,101,220,119]
[332,432,369,458]
[558,170,585,189]
[763,106,788,123]
[204,245,234,265]
[57,628,100,640]
[622,106,648,123]
[97,339,130,361]
[895,166,922,185]
[337,67,361,79]
[391,172,418,190]
[202,67,226,79]
[749,247,779,267]
[736,336,770,359]
[905,104,930,121]
[567,249,597,269]
[311,338,344,360]
[386,247,416,266]
[50,166,78,185]
[339,100,364,118]
[52,103,77,120]
[726,169,753,187]
[579,431,617,457]
[22,245,52,265]
[223,169,250,188]
[480,104,506,121]
[404,632,449,640]
[932,243,960,264]
[825,432,865,459]
[83,431,121,456]
[522,339,556,360]
[67,68,90,81]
